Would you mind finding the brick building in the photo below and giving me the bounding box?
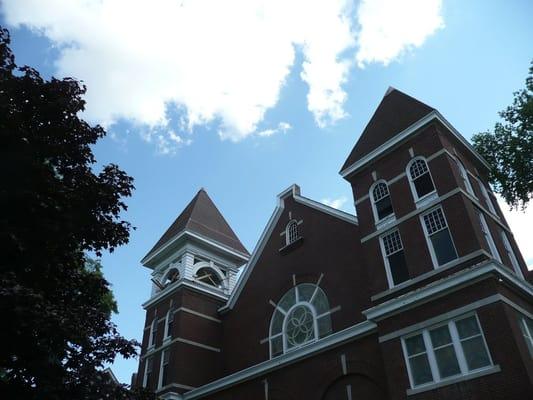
[134,88,533,399]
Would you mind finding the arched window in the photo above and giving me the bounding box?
[371,181,394,222]
[454,158,474,196]
[286,220,299,245]
[161,267,180,287]
[194,267,224,289]
[407,158,435,201]
[269,283,332,357]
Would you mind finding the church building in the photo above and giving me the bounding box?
[134,88,533,399]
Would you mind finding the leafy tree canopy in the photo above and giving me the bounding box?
[0,27,152,399]
[472,61,533,210]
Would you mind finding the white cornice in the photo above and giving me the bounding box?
[141,229,249,268]
[363,261,533,321]
[294,195,358,225]
[142,279,228,309]
[340,111,491,178]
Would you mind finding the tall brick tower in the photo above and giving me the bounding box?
[135,189,249,396]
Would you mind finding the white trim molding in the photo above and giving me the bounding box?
[340,110,491,178]
[363,261,533,321]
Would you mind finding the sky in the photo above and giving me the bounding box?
[2,0,532,384]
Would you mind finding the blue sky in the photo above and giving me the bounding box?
[2,0,532,384]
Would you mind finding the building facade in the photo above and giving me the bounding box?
[134,89,533,399]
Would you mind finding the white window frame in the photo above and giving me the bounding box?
[281,301,319,353]
[158,349,170,389]
[148,319,157,349]
[401,313,494,389]
[379,229,407,288]
[370,180,395,227]
[406,157,437,207]
[163,309,174,341]
[477,179,498,216]
[285,220,299,245]
[454,158,475,197]
[143,356,153,388]
[477,211,501,262]
[500,231,524,279]
[521,317,533,357]
[420,206,458,268]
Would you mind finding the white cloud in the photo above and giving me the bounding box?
[496,196,533,271]
[356,0,444,67]
[2,0,444,150]
[322,196,348,210]
[256,121,292,137]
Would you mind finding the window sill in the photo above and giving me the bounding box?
[406,365,501,396]
[375,215,395,230]
[279,237,303,253]
[414,192,438,208]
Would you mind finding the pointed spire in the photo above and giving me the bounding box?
[143,189,249,262]
[341,88,434,172]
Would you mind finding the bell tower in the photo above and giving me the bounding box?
[135,188,249,397]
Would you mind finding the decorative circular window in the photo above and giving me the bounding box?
[269,283,332,357]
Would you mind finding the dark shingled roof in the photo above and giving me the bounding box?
[341,88,434,173]
[144,189,249,261]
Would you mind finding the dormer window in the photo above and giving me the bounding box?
[407,158,436,202]
[371,181,394,223]
[286,220,299,245]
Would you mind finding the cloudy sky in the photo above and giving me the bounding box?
[2,0,532,384]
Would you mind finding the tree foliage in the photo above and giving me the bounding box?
[472,61,533,210]
[0,27,153,399]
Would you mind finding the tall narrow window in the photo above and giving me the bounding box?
[520,317,533,357]
[478,180,497,215]
[143,356,154,388]
[500,231,523,278]
[454,158,475,196]
[408,158,436,201]
[149,319,158,348]
[158,349,170,388]
[421,207,458,266]
[371,181,394,222]
[286,220,299,245]
[381,230,409,286]
[402,314,493,389]
[477,211,501,262]
[164,309,174,340]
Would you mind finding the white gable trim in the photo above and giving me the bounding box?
[340,111,491,178]
[222,185,357,312]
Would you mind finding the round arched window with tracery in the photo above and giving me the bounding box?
[269,283,332,357]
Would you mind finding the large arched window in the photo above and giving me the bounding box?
[269,283,332,357]
[407,158,436,201]
[194,267,224,289]
[371,180,394,223]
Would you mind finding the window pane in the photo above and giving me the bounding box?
[388,251,409,285]
[271,309,284,334]
[429,325,452,347]
[455,316,480,339]
[376,196,393,220]
[278,288,296,311]
[430,229,457,265]
[409,354,433,386]
[317,315,332,338]
[311,291,329,315]
[434,346,461,378]
[285,305,315,348]
[405,334,426,356]
[414,174,435,198]
[297,284,315,302]
[271,335,283,356]
[461,336,491,370]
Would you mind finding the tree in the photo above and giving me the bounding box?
[0,27,153,399]
[472,61,533,210]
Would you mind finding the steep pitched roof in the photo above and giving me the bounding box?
[341,88,434,173]
[143,189,249,261]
